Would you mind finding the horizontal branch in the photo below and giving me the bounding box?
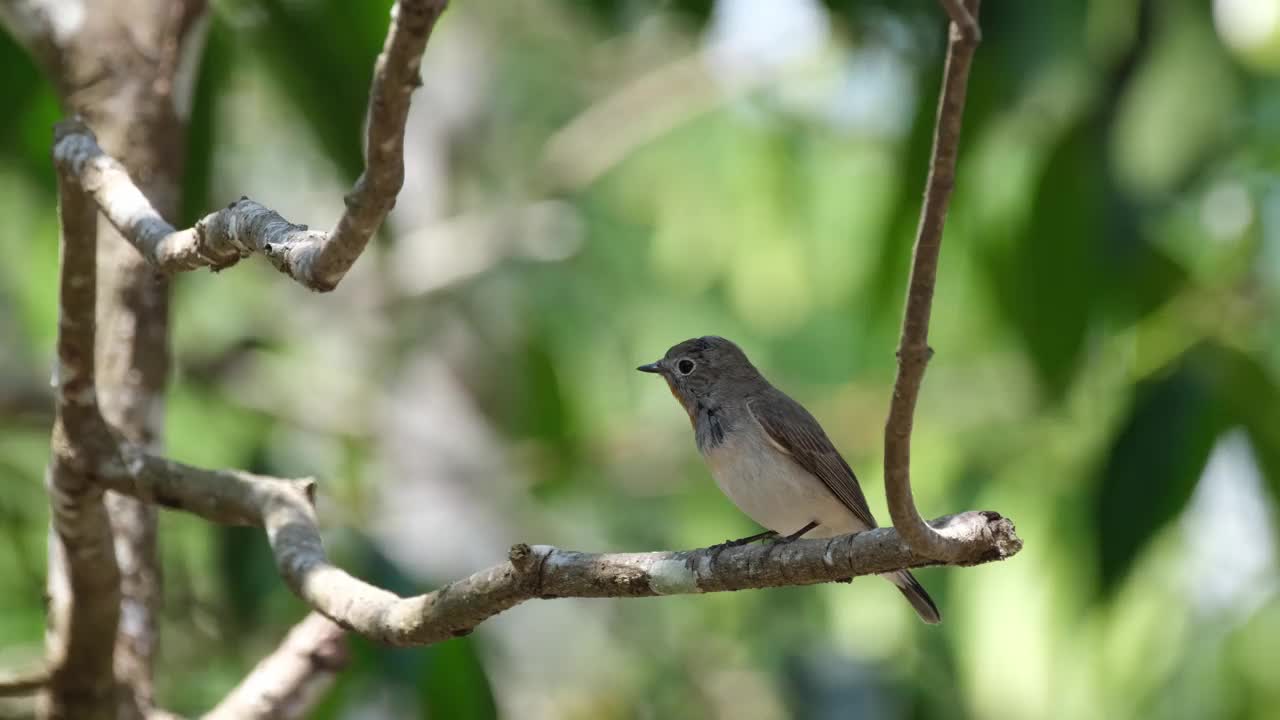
[98,446,1020,647]
[49,0,449,292]
[0,667,48,697]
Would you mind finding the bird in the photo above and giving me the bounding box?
[638,335,941,624]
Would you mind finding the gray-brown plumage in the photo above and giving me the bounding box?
[639,336,941,624]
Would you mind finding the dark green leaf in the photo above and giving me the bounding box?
[231,0,395,181]
[0,27,60,186]
[985,121,1104,400]
[1094,348,1225,594]
[419,636,499,720]
[181,14,235,225]
[1205,345,1280,503]
[216,524,281,629]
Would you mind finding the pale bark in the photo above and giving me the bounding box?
[203,613,346,720]
[53,3,206,716]
[49,0,448,292]
[44,140,121,720]
[95,448,1020,647]
[1,0,1025,716]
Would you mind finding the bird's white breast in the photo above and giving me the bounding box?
[703,427,866,538]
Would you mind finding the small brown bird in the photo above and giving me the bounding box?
[639,336,940,624]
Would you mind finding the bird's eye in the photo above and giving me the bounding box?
[677,358,696,375]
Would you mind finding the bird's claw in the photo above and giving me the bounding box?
[709,531,778,553]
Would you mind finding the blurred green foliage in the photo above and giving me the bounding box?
[3,0,1280,718]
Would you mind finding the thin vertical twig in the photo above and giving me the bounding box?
[883,0,986,562]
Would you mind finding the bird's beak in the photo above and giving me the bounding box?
[636,361,664,374]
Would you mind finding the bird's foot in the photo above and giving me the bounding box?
[709,530,778,552]
[772,520,820,544]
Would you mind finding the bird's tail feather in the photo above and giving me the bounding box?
[885,570,941,624]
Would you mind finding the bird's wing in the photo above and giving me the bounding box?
[746,389,878,530]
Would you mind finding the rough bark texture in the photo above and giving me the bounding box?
[2,1,454,716]
[883,0,985,563]
[58,4,205,717]
[95,448,1020,647]
[9,1,206,717]
[3,0,1021,715]
[45,141,121,720]
[50,0,449,292]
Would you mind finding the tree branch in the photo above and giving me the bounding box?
[49,0,448,292]
[19,0,1021,713]
[203,613,346,720]
[44,144,122,720]
[0,668,48,697]
[53,4,209,715]
[203,609,345,717]
[320,0,444,288]
[883,0,984,563]
[938,0,981,43]
[95,447,1019,648]
[29,4,449,711]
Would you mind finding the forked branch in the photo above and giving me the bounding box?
[45,136,122,720]
[50,0,448,292]
[21,2,1022,712]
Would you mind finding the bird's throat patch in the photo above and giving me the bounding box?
[663,376,697,426]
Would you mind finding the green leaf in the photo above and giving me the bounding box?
[419,636,499,720]
[232,0,395,181]
[471,330,580,498]
[181,14,235,225]
[0,27,60,186]
[864,57,943,338]
[866,17,1007,340]
[986,121,1104,400]
[304,530,497,718]
[216,524,280,629]
[1093,347,1225,595]
[1204,345,1280,504]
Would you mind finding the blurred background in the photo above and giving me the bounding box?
[2,0,1279,717]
